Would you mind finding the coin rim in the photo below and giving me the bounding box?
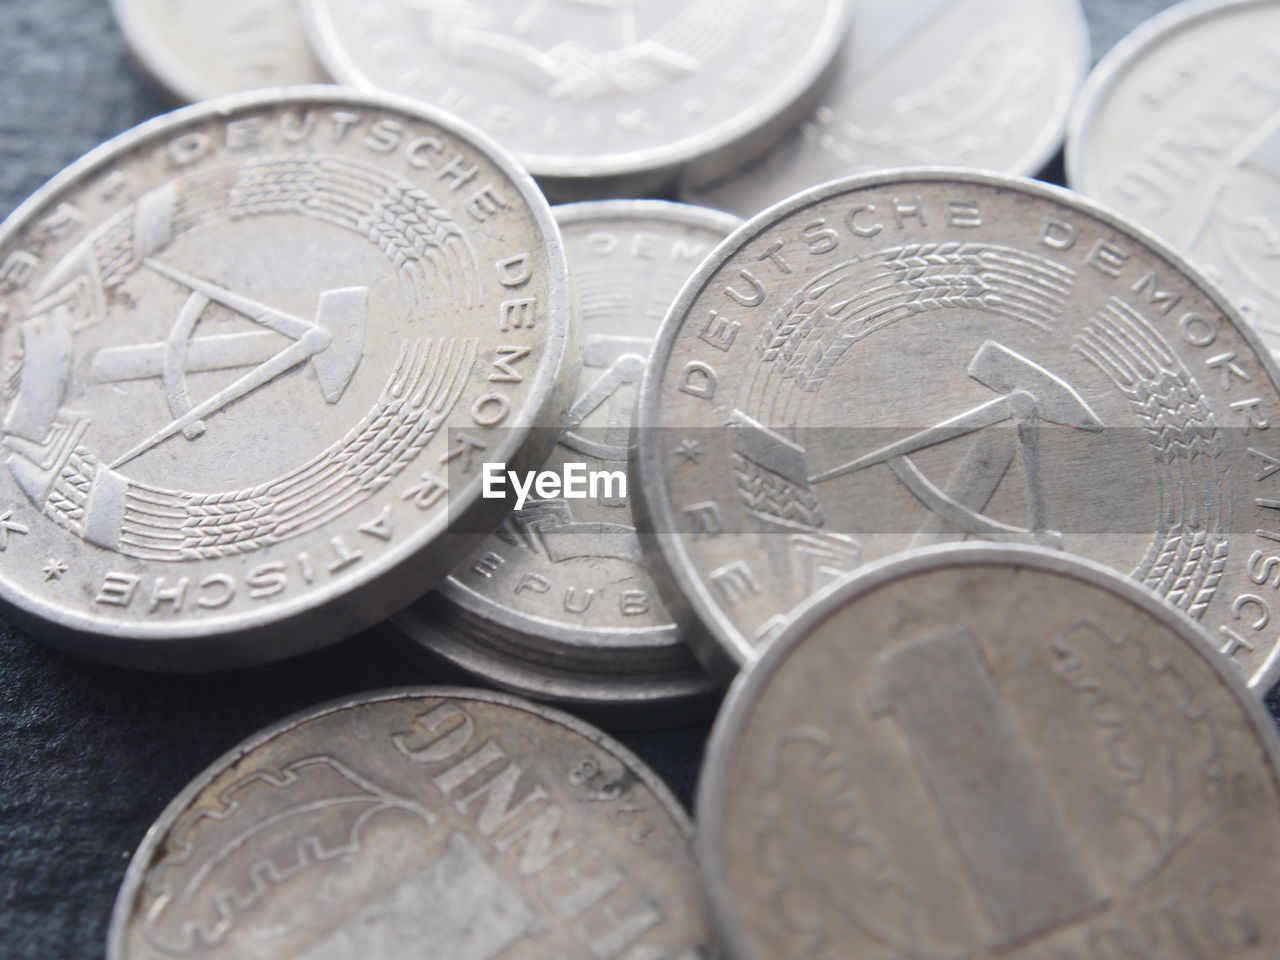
[383,608,721,726]
[633,165,1280,690]
[695,541,1280,960]
[1065,0,1277,194]
[106,684,698,960]
[0,85,573,665]
[427,200,740,650]
[109,0,327,105]
[393,201,738,719]
[296,0,852,182]
[683,0,1092,212]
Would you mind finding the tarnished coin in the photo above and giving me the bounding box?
[0,87,572,671]
[685,0,1089,217]
[111,0,328,103]
[699,544,1280,960]
[110,686,714,959]
[636,169,1280,690]
[298,0,850,196]
[1068,0,1280,357]
[390,201,735,725]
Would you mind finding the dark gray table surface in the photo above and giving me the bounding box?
[2,1,1272,957]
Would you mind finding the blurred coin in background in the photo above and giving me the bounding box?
[390,201,736,727]
[699,544,1280,960]
[111,0,328,103]
[636,169,1280,691]
[0,87,572,671]
[299,0,851,199]
[110,687,715,959]
[1069,0,1280,358]
[686,0,1089,218]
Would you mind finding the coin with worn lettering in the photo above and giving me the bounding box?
[390,201,735,724]
[112,0,328,103]
[686,0,1089,217]
[1068,0,1280,358]
[635,168,1280,690]
[0,86,572,671]
[109,687,713,959]
[699,543,1280,960]
[299,0,850,197]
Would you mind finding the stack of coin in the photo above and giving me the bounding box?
[387,200,739,727]
[3,1,1280,957]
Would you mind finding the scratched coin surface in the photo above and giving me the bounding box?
[699,544,1280,960]
[299,0,850,194]
[686,0,1089,217]
[636,169,1280,689]
[110,687,714,959]
[391,201,735,722]
[0,87,571,670]
[1068,0,1280,358]
[112,0,328,103]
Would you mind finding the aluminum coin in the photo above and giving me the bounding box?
[636,169,1280,690]
[110,686,713,959]
[699,543,1280,960]
[1068,0,1280,358]
[299,0,851,197]
[391,201,734,724]
[686,0,1089,218]
[112,0,328,103]
[0,87,572,671]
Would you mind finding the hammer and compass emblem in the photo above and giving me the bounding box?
[91,259,368,468]
[738,341,1103,548]
[0,160,487,564]
[494,332,647,566]
[560,333,649,464]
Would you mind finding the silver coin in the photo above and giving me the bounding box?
[1068,0,1280,358]
[685,0,1089,218]
[390,201,735,724]
[109,686,713,959]
[699,543,1280,960]
[0,87,572,671]
[298,0,850,196]
[635,168,1280,690]
[111,0,329,103]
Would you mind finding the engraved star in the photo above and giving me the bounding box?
[42,559,68,582]
[675,439,701,463]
